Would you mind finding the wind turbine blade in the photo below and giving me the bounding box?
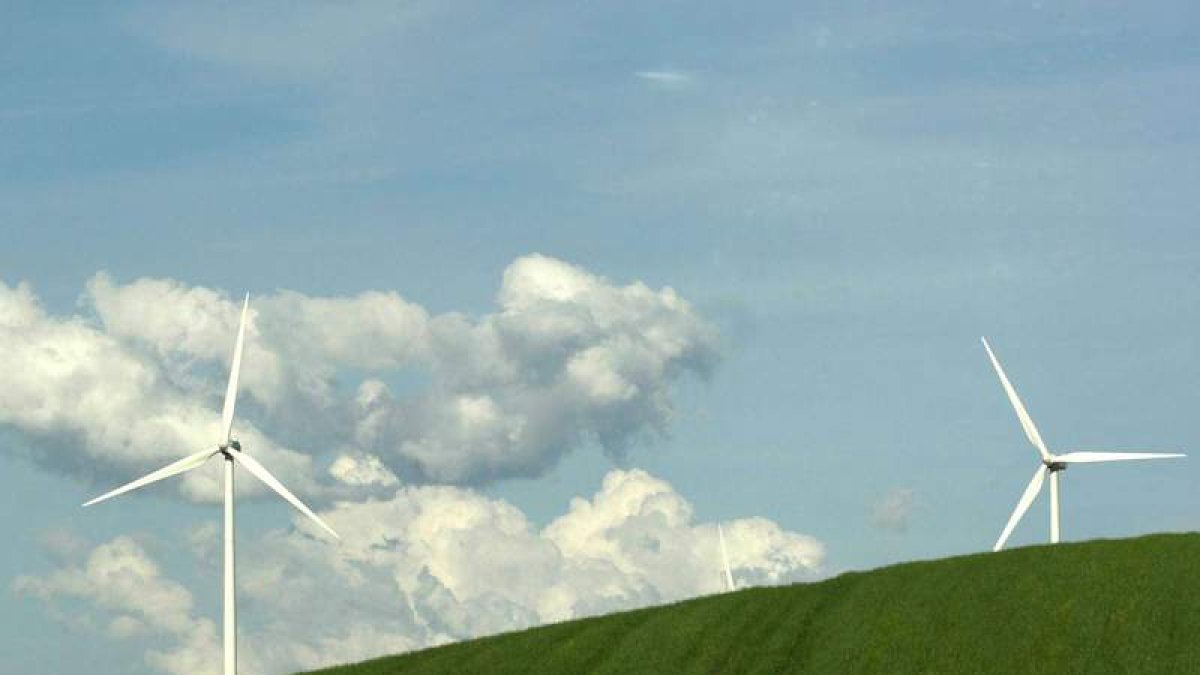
[981,337,1051,460]
[717,523,735,592]
[231,451,339,540]
[83,449,215,507]
[219,294,249,446]
[993,465,1046,552]
[1055,451,1186,464]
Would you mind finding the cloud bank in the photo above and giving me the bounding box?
[17,469,825,675]
[0,254,718,500]
[7,255,799,675]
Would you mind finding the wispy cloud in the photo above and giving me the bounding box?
[14,536,220,675]
[871,488,915,532]
[634,69,696,90]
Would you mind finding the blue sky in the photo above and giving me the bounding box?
[4,2,1200,673]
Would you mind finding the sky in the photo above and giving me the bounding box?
[3,1,1200,673]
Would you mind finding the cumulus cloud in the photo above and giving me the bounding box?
[0,278,330,503]
[0,254,717,500]
[18,469,824,675]
[871,488,915,532]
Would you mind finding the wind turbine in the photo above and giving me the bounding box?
[717,523,735,592]
[84,294,339,675]
[981,336,1183,552]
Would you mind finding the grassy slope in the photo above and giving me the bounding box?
[299,533,1200,675]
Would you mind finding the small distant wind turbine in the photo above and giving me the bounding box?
[717,523,735,592]
[981,337,1183,552]
[84,295,338,675]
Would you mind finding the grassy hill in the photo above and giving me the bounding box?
[298,533,1200,674]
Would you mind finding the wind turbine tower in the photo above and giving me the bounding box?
[717,523,735,592]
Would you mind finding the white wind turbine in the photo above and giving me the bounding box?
[84,295,339,675]
[981,336,1183,552]
[717,523,735,592]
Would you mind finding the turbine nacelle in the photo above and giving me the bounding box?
[1043,459,1067,472]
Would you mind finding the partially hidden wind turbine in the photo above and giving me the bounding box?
[84,295,339,675]
[717,523,735,592]
[981,336,1183,552]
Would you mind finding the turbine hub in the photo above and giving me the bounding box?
[1045,460,1067,472]
[217,439,241,459]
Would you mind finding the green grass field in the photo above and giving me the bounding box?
[298,533,1200,674]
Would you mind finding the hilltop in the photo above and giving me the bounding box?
[298,533,1200,674]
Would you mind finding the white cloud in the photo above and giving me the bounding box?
[871,488,915,532]
[0,254,717,500]
[18,469,824,675]
[0,276,331,504]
